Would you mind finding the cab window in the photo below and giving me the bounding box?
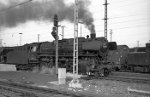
[30,46,37,52]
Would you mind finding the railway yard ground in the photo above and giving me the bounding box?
[0,70,150,97]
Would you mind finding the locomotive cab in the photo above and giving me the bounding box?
[28,44,39,63]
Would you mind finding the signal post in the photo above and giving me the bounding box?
[51,14,59,74]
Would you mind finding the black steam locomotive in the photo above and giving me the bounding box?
[0,33,118,77]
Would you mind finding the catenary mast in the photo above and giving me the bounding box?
[73,0,79,81]
[104,0,109,39]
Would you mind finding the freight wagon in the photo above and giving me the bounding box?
[125,43,150,73]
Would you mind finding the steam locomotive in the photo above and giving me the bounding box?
[0,33,118,77]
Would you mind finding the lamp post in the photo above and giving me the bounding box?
[19,33,22,46]
[61,26,65,39]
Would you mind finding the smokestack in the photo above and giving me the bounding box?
[0,0,95,34]
[90,33,96,39]
[89,24,96,39]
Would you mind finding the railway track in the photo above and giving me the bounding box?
[84,72,150,84]
[108,72,150,83]
[104,76,150,84]
[0,79,86,97]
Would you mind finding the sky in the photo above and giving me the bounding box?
[0,0,150,47]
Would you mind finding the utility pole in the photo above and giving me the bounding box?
[19,33,22,46]
[37,34,40,42]
[110,29,113,42]
[103,0,109,39]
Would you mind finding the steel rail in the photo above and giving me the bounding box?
[0,80,85,97]
[83,72,150,84]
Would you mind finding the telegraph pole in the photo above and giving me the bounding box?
[103,0,109,39]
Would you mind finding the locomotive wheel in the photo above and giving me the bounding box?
[40,62,47,70]
[32,66,39,73]
[104,68,109,77]
[95,68,109,77]
[40,62,54,74]
[95,69,104,77]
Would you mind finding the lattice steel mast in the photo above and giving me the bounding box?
[104,0,109,39]
[73,0,79,81]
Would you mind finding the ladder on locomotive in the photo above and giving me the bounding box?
[95,56,103,66]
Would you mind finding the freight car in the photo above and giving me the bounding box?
[5,33,117,77]
[124,43,150,73]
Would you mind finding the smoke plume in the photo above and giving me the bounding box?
[0,0,95,33]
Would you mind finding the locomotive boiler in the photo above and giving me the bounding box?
[4,32,117,77]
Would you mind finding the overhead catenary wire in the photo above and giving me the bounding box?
[110,0,131,4]
[110,24,150,30]
[94,17,150,27]
[109,14,149,19]
[0,0,33,14]
[110,0,150,8]
[112,18,150,25]
[96,24,150,32]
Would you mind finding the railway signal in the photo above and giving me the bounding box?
[52,14,59,75]
[54,14,58,27]
[51,27,57,39]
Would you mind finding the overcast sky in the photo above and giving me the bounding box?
[0,0,150,47]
